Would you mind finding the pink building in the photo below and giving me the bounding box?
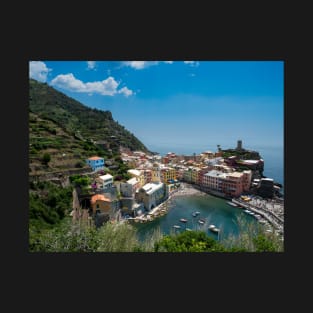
[203,170,246,197]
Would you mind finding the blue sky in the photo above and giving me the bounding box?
[29,60,284,154]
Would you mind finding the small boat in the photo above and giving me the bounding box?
[186,228,192,231]
[192,211,200,217]
[180,218,188,223]
[173,225,181,229]
[198,218,205,225]
[195,211,200,215]
[208,224,216,230]
[244,209,252,214]
[210,227,220,233]
[227,201,238,207]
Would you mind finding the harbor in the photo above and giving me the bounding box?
[126,182,284,242]
[133,186,261,242]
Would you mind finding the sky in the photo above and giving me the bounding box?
[29,60,284,155]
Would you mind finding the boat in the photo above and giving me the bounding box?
[173,225,181,229]
[244,209,252,214]
[195,211,200,215]
[227,201,238,207]
[208,224,216,230]
[211,227,220,233]
[198,218,205,225]
[192,211,200,217]
[186,228,192,231]
[180,218,188,223]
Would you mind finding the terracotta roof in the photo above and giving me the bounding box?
[88,156,103,161]
[91,194,111,203]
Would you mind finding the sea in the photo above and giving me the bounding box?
[133,143,284,242]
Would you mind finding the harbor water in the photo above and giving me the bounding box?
[134,193,259,242]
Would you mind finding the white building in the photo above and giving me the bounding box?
[120,177,140,197]
[136,182,165,211]
[98,174,114,189]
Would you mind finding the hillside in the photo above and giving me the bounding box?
[29,78,149,153]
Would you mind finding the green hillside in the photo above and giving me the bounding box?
[29,78,149,153]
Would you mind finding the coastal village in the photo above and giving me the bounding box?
[71,140,284,238]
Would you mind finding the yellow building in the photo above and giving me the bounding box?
[191,167,201,184]
[127,169,145,188]
[161,167,177,184]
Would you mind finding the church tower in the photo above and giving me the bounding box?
[151,162,161,183]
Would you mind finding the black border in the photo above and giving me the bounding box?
[6,10,304,301]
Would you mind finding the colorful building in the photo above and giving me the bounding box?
[142,169,152,184]
[120,177,140,198]
[90,194,112,215]
[160,167,177,184]
[151,163,161,183]
[127,169,145,188]
[97,174,114,189]
[242,170,252,191]
[86,156,104,172]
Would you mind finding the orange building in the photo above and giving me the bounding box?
[90,194,111,215]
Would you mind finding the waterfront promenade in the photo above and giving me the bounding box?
[232,197,284,235]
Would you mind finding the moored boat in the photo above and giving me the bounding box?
[227,201,238,207]
[211,227,220,233]
[173,225,181,229]
[180,218,188,223]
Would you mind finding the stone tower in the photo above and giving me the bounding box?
[236,140,242,150]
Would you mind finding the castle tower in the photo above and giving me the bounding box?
[236,140,242,150]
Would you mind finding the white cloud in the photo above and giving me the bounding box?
[50,73,133,97]
[87,61,96,70]
[29,61,51,82]
[118,86,133,97]
[122,61,173,69]
[184,61,200,67]
[123,61,158,69]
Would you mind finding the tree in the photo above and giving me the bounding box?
[154,230,225,252]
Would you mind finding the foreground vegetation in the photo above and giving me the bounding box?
[29,216,283,252]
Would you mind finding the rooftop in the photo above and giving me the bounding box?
[226,172,243,178]
[204,170,227,179]
[87,156,103,161]
[127,177,139,185]
[140,182,164,195]
[99,174,113,181]
[91,194,111,203]
[128,169,142,177]
[239,159,260,164]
